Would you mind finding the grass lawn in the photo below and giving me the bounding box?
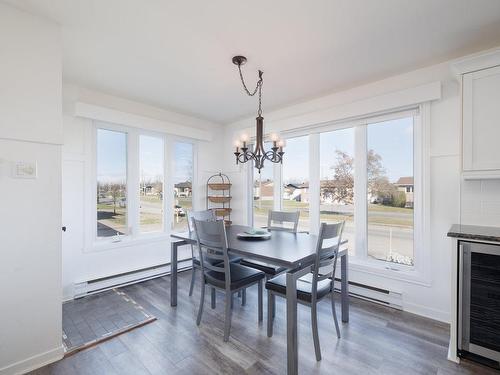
[253,198,413,227]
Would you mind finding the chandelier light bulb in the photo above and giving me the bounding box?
[234,140,242,152]
[270,133,279,141]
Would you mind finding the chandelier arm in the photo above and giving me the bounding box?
[263,150,283,163]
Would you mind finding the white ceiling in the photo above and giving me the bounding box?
[6,0,500,124]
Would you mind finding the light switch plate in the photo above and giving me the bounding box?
[12,161,37,179]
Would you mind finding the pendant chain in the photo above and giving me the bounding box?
[237,64,263,117]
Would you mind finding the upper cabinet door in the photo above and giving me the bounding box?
[463,65,500,174]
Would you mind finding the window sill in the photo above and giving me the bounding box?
[88,232,175,253]
[348,256,431,287]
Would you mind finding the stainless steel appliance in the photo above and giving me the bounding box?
[459,241,500,366]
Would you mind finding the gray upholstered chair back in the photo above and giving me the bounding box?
[310,221,345,301]
[192,219,231,290]
[187,209,216,234]
[267,210,300,233]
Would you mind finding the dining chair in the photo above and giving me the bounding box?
[187,209,243,299]
[193,219,265,342]
[267,210,300,232]
[187,209,216,297]
[265,221,344,361]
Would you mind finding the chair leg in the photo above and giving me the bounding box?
[258,280,263,322]
[196,282,205,326]
[267,290,274,337]
[241,288,246,306]
[331,293,341,339]
[211,287,216,309]
[188,267,196,296]
[224,291,232,342]
[272,294,276,318]
[311,302,321,361]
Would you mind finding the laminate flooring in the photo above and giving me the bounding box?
[29,271,496,374]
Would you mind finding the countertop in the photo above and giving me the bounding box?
[447,224,500,243]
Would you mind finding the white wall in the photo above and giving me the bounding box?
[0,3,63,374]
[61,84,225,300]
[461,179,500,226]
[223,60,464,322]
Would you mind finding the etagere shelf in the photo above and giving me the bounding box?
[206,173,232,225]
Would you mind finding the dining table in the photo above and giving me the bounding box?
[170,224,349,375]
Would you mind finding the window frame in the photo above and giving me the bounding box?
[90,121,196,251]
[247,104,430,284]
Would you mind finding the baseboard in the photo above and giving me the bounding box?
[404,301,450,323]
[0,345,64,375]
[72,258,193,299]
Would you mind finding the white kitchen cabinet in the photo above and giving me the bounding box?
[463,65,500,176]
[454,48,500,180]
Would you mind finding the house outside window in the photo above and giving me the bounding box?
[249,107,426,274]
[94,122,195,244]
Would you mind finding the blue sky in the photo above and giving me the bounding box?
[97,129,193,184]
[281,117,413,183]
[173,142,193,183]
[140,135,164,182]
[97,129,127,184]
[99,117,412,185]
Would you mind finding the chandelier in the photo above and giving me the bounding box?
[232,55,285,173]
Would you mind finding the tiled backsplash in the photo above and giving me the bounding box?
[461,179,500,226]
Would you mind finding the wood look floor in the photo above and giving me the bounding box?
[30,271,496,375]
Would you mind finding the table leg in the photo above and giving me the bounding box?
[285,265,311,375]
[286,271,298,375]
[171,240,185,307]
[341,252,349,323]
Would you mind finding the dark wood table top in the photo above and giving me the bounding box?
[171,224,347,268]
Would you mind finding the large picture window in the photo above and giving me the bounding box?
[249,109,422,272]
[320,128,355,255]
[172,142,193,232]
[94,123,195,243]
[96,129,128,238]
[367,117,414,265]
[139,135,164,233]
[282,135,309,232]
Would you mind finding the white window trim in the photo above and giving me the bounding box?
[247,103,431,285]
[88,120,197,252]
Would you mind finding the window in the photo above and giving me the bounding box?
[282,136,309,232]
[96,129,128,238]
[367,117,414,265]
[320,128,355,254]
[94,123,196,243]
[253,142,274,228]
[172,142,193,232]
[249,109,422,272]
[139,135,164,233]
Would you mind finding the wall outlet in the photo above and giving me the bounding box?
[11,161,37,179]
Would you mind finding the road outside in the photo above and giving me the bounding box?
[253,199,413,265]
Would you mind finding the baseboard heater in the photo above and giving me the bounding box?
[73,259,193,299]
[334,278,403,310]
